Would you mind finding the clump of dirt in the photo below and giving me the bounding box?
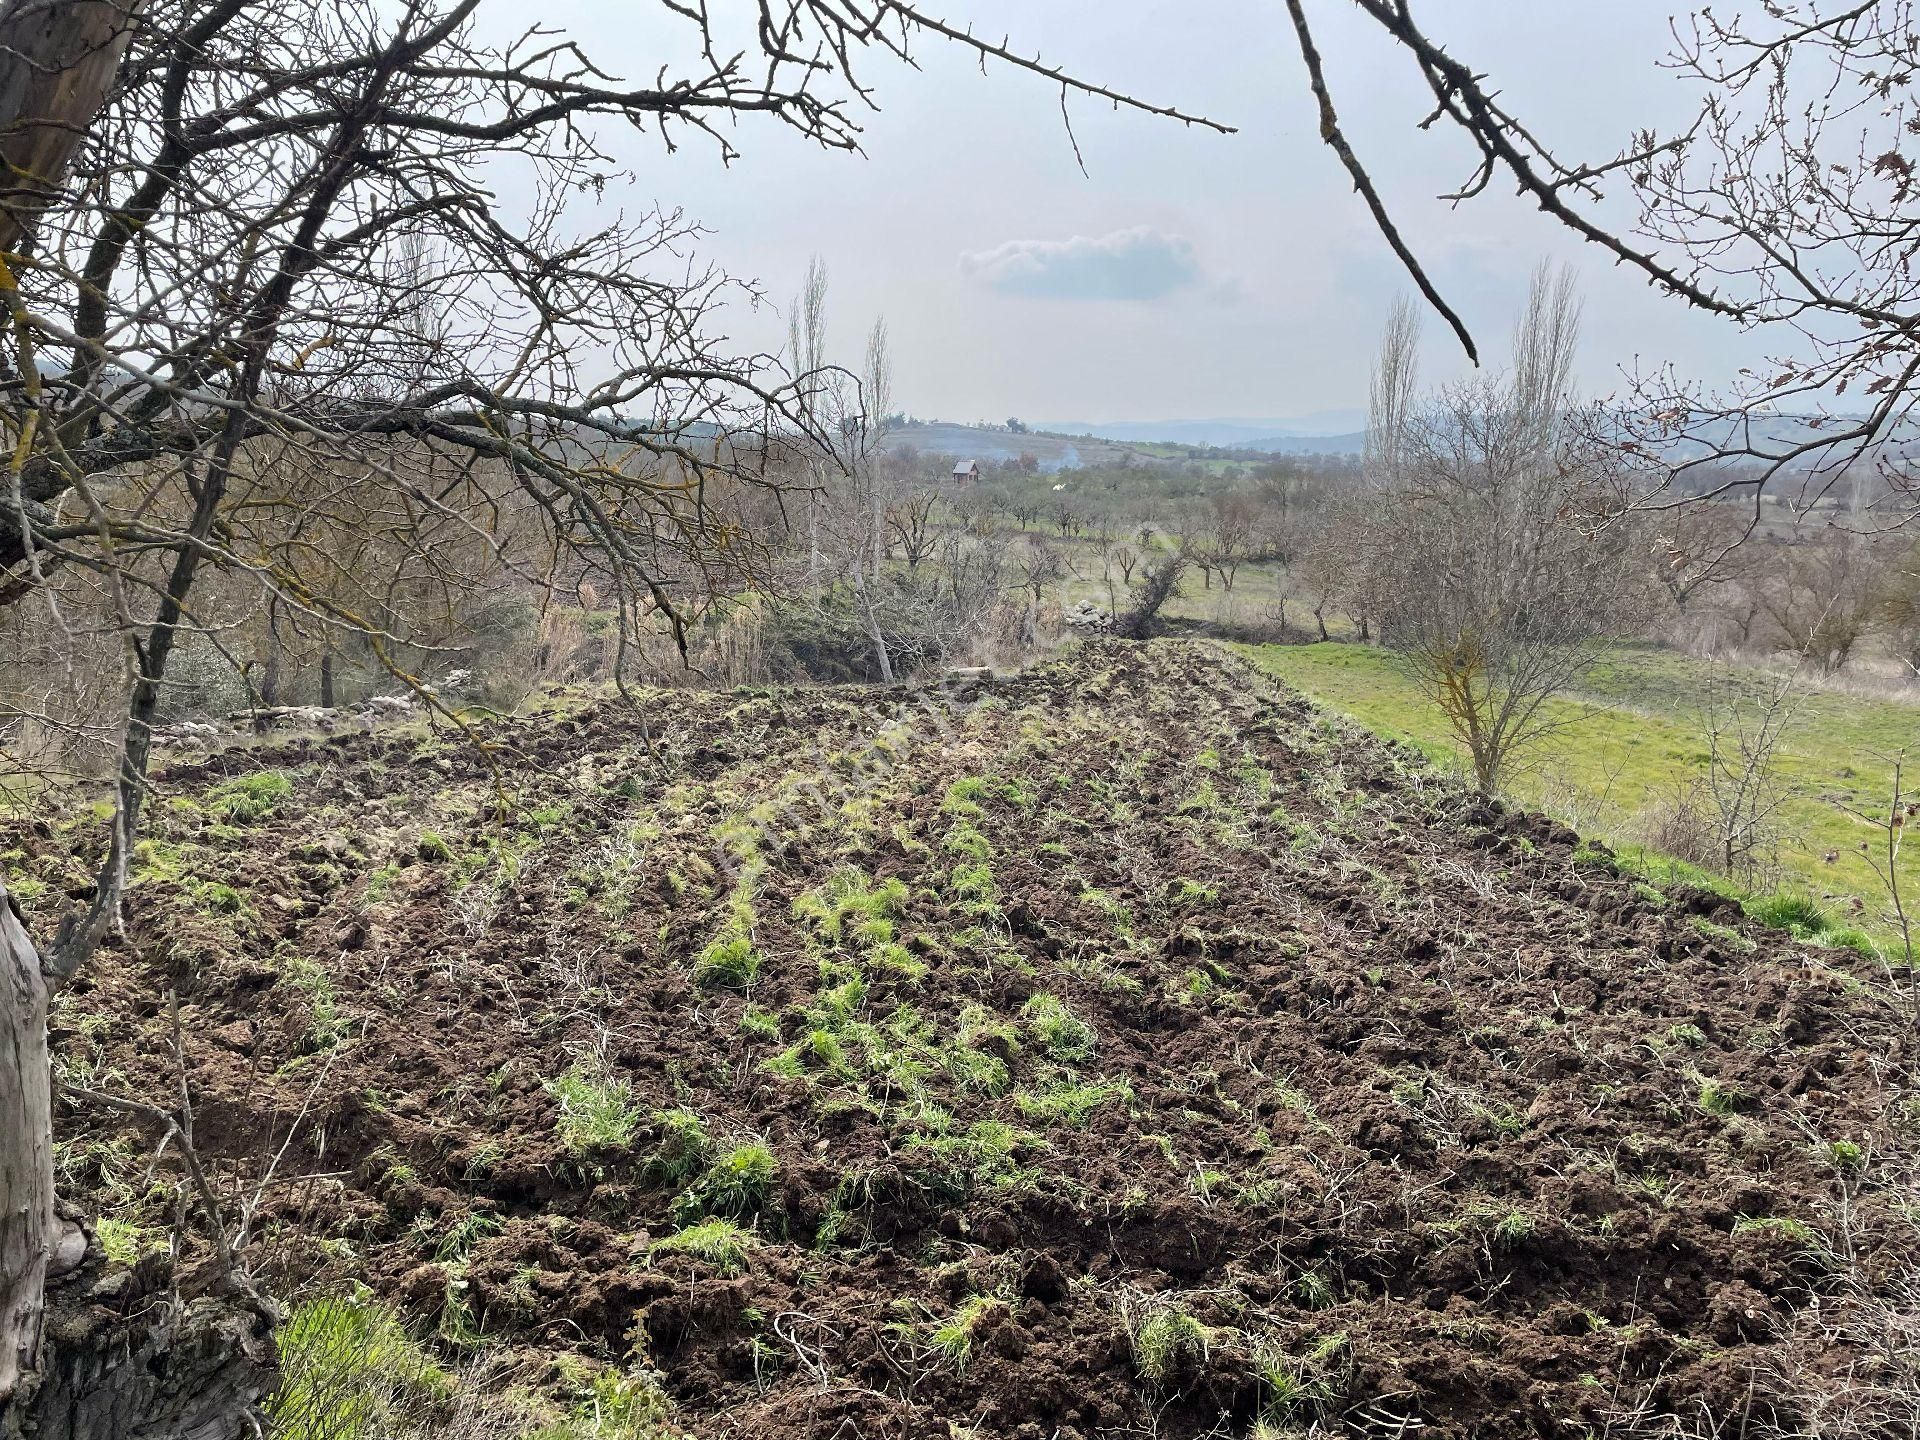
[13,639,1916,1439]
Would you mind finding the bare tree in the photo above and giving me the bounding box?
[1012,535,1067,649]
[1364,295,1422,481]
[1697,660,1802,878]
[885,484,942,570]
[854,315,898,681]
[1759,532,1883,674]
[1839,755,1919,1011]
[1193,492,1259,594]
[786,262,901,681]
[1114,547,1187,641]
[1360,268,1642,794]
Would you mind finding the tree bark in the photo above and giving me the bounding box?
[0,1,147,250]
[0,877,76,1406]
[2,1258,274,1440]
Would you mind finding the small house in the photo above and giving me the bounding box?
[951,459,980,483]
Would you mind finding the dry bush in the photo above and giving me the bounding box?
[1638,781,1724,873]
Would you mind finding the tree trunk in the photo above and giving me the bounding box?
[2,884,273,1440]
[0,1,146,250]
[319,652,335,709]
[5,439,257,1431]
[2,1258,275,1440]
[258,606,282,712]
[0,876,75,1406]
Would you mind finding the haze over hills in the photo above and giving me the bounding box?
[878,416,1369,464]
[876,421,1140,469]
[1035,413,1368,450]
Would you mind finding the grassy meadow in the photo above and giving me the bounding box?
[1243,640,1920,951]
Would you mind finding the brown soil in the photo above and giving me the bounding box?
[10,639,1914,1438]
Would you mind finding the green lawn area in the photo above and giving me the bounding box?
[1242,641,1920,946]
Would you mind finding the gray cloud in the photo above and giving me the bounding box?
[958,226,1201,301]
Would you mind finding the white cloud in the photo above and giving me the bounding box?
[958,226,1202,302]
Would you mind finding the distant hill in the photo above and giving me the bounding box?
[1038,413,1366,449]
[874,422,1150,470]
[876,419,1367,467]
[1241,430,1366,456]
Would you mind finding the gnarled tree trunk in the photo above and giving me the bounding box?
[0,0,129,1403]
[3,876,274,1440]
[0,4,266,1431]
[0,1,146,252]
[0,880,73,1405]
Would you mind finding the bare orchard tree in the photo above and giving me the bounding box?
[1113,545,1187,641]
[1362,268,1643,794]
[1757,530,1885,674]
[1012,534,1068,649]
[0,1,1223,1425]
[885,482,942,570]
[1195,491,1260,594]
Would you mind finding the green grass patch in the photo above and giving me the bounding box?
[1014,1076,1130,1126]
[265,1294,450,1440]
[692,934,761,989]
[208,770,294,823]
[930,1293,1008,1372]
[1242,640,1920,951]
[1020,993,1096,1061]
[646,1109,712,1186]
[649,1219,755,1276]
[675,1141,777,1221]
[525,1369,684,1440]
[1132,1306,1210,1386]
[546,1065,640,1155]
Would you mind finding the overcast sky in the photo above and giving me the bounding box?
[542,2,1749,430]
